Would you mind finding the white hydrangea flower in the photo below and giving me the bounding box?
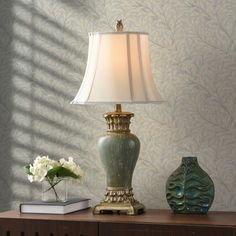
[29,156,59,182]
[26,156,83,183]
[27,173,34,183]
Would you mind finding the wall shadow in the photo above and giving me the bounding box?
[0,0,95,210]
[0,0,14,211]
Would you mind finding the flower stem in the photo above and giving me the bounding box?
[44,177,62,201]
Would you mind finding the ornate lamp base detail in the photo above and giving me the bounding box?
[93,187,145,215]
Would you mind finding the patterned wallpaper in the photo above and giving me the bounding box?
[0,0,236,211]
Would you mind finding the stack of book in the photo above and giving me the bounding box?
[19,198,90,214]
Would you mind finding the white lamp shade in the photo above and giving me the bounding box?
[71,32,162,104]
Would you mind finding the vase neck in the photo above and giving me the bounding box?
[181,156,198,165]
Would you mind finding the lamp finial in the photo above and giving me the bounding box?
[116,19,123,32]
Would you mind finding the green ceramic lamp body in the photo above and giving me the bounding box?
[93,108,145,215]
[98,133,140,188]
[166,156,215,214]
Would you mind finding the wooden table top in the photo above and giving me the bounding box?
[0,209,236,227]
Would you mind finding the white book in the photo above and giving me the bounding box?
[19,198,90,214]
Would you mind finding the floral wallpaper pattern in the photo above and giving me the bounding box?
[0,0,236,211]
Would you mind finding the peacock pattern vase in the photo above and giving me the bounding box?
[166,157,215,214]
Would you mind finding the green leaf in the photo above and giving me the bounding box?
[46,166,61,180]
[24,165,33,175]
[58,166,80,179]
[46,166,80,180]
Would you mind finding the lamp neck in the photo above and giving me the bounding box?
[115,104,122,112]
[104,104,134,133]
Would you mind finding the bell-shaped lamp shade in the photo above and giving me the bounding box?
[71,32,162,104]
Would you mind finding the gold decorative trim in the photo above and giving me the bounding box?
[93,187,145,215]
[104,112,133,132]
[104,104,134,132]
[104,187,135,203]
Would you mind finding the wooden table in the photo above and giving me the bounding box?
[0,209,236,236]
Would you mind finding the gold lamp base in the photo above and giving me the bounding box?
[93,187,145,215]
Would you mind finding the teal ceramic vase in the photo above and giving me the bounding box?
[166,157,215,214]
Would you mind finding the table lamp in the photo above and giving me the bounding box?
[71,20,162,215]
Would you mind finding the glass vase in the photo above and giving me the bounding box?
[42,177,68,202]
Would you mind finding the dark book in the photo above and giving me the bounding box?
[19,198,90,214]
